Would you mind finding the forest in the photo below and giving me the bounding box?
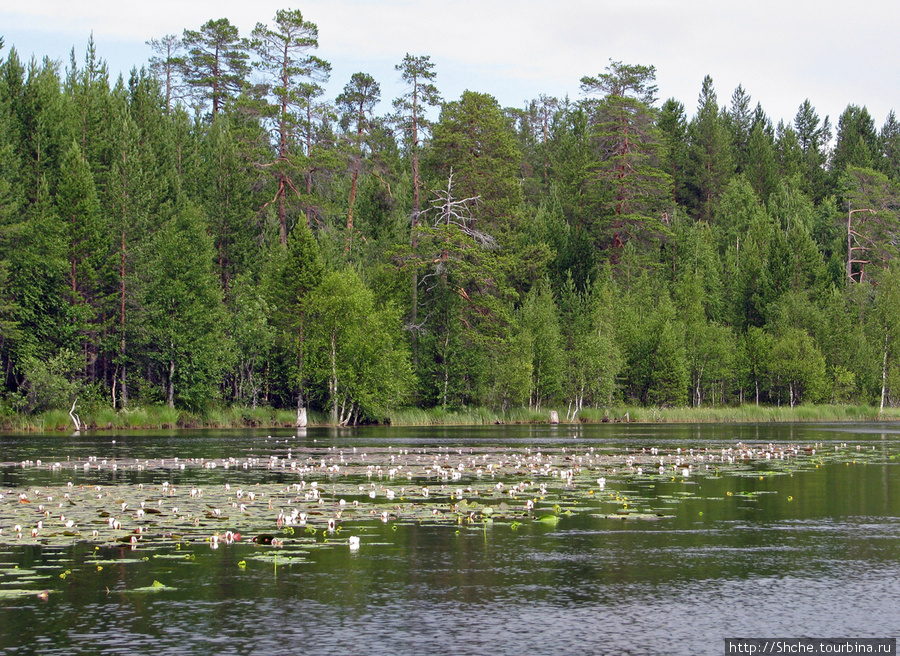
[2,10,900,427]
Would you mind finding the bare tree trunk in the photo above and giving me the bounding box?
[880,330,889,415]
[330,330,339,424]
[296,313,306,426]
[167,358,175,409]
[69,399,83,433]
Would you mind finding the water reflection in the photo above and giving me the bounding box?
[1,423,899,655]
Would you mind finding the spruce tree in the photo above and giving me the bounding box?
[686,75,734,221]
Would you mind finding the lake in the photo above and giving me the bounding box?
[1,422,899,655]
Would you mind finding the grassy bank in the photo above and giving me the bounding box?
[3,403,900,433]
[389,404,900,425]
[0,405,322,433]
[578,404,900,423]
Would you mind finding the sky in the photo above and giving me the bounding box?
[2,0,899,130]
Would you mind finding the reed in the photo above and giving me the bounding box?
[579,404,900,424]
[38,409,74,431]
[6,402,900,433]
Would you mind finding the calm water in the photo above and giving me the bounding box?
[1,423,899,655]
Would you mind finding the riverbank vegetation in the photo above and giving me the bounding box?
[3,12,900,428]
[4,403,900,433]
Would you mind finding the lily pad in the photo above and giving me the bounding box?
[125,580,176,593]
[0,588,50,599]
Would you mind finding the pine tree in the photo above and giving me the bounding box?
[251,9,331,244]
[775,120,805,181]
[580,61,673,254]
[336,72,381,254]
[726,84,753,173]
[658,98,690,206]
[105,96,151,408]
[518,277,564,410]
[831,105,878,177]
[393,54,441,363]
[181,18,250,116]
[146,34,186,112]
[879,110,900,180]
[56,139,104,377]
[745,120,779,203]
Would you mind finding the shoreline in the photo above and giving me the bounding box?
[3,403,900,433]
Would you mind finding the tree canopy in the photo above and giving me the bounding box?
[2,16,900,423]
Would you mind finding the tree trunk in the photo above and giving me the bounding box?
[880,330,889,415]
[278,174,287,245]
[346,167,359,253]
[441,331,451,411]
[167,358,175,409]
[330,329,339,424]
[296,405,307,428]
[119,228,127,408]
[410,121,421,365]
[296,313,306,424]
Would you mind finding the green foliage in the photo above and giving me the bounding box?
[618,277,688,406]
[139,205,231,409]
[559,270,623,413]
[228,273,275,408]
[580,60,673,253]
[686,75,734,221]
[429,90,523,238]
[2,27,900,418]
[872,264,900,409]
[769,328,827,407]
[305,268,413,423]
[181,18,250,116]
[831,105,878,177]
[265,220,324,410]
[793,99,831,201]
[518,277,564,409]
[15,348,83,413]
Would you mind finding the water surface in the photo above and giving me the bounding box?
[1,423,898,655]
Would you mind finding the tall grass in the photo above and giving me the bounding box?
[391,403,900,426]
[577,403,900,424]
[5,402,900,433]
[389,406,561,426]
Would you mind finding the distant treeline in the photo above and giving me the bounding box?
[1,12,900,425]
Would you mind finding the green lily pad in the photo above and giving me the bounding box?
[125,580,176,593]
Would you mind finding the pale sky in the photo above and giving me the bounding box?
[2,0,898,131]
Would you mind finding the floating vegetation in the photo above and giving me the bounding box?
[0,439,893,583]
[0,588,51,599]
[124,580,176,594]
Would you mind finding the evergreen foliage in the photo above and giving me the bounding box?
[3,22,900,424]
